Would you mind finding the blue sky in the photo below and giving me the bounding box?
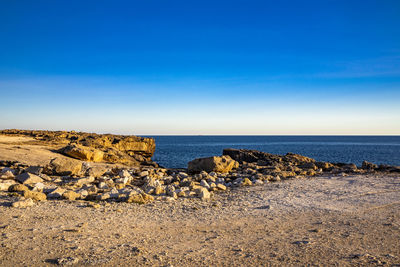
[0,0,399,135]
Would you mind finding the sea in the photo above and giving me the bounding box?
[147,136,400,169]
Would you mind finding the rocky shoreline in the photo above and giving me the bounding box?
[0,130,399,208]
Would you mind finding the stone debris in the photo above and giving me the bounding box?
[0,146,398,208]
[11,198,34,208]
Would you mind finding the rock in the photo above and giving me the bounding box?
[32,182,45,192]
[0,180,17,191]
[62,143,104,162]
[15,172,44,184]
[8,184,29,192]
[47,187,66,199]
[362,161,378,170]
[12,198,34,208]
[126,193,154,204]
[196,187,211,200]
[62,190,81,201]
[44,157,83,176]
[216,184,227,190]
[188,156,238,173]
[254,179,264,185]
[25,166,43,175]
[23,190,47,201]
[200,180,210,189]
[298,162,318,170]
[75,176,95,186]
[0,170,15,179]
[138,171,149,177]
[56,257,79,265]
[242,178,253,186]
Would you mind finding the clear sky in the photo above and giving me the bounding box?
[0,0,399,135]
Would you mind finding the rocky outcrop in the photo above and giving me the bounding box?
[0,129,156,166]
[188,156,239,173]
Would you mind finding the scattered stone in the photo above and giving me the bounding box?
[242,178,253,186]
[196,187,211,200]
[216,184,227,191]
[25,166,43,175]
[56,256,79,265]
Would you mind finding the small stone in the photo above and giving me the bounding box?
[12,198,34,208]
[62,190,81,201]
[254,179,264,185]
[23,190,47,201]
[138,171,149,177]
[242,178,252,186]
[32,182,45,192]
[15,172,44,184]
[8,184,29,192]
[200,180,210,189]
[75,176,95,186]
[26,166,43,175]
[0,180,16,191]
[56,256,79,265]
[196,187,210,200]
[216,184,227,190]
[0,170,15,179]
[47,187,66,199]
[154,185,164,195]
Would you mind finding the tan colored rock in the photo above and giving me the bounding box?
[12,198,34,208]
[62,144,104,162]
[23,190,47,201]
[16,172,44,184]
[62,190,81,201]
[8,184,29,192]
[0,180,17,191]
[188,156,238,173]
[242,178,253,186]
[44,157,82,176]
[196,187,211,200]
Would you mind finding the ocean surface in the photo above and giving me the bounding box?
[147,136,400,169]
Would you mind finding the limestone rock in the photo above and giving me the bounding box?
[62,143,104,162]
[16,172,44,184]
[23,190,47,201]
[188,156,238,173]
[63,190,81,201]
[12,198,34,208]
[196,187,210,200]
[8,184,29,192]
[47,187,66,199]
[0,180,17,191]
[44,157,83,176]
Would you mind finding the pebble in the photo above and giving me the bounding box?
[12,198,34,208]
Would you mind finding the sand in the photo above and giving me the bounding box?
[1,172,399,266]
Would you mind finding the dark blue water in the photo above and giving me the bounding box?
[147,136,400,169]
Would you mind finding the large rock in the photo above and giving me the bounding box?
[44,157,83,176]
[188,156,238,173]
[62,144,104,162]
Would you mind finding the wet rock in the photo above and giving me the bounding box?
[16,172,44,184]
[188,156,238,173]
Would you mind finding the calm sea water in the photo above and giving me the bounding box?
[147,136,400,169]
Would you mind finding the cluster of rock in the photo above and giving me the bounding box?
[1,148,399,208]
[0,129,156,166]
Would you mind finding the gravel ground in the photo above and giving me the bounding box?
[1,173,399,266]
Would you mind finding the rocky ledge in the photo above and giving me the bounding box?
[0,129,156,166]
[1,147,399,208]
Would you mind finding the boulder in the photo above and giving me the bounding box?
[16,172,44,184]
[44,157,83,176]
[188,156,238,173]
[62,144,104,162]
